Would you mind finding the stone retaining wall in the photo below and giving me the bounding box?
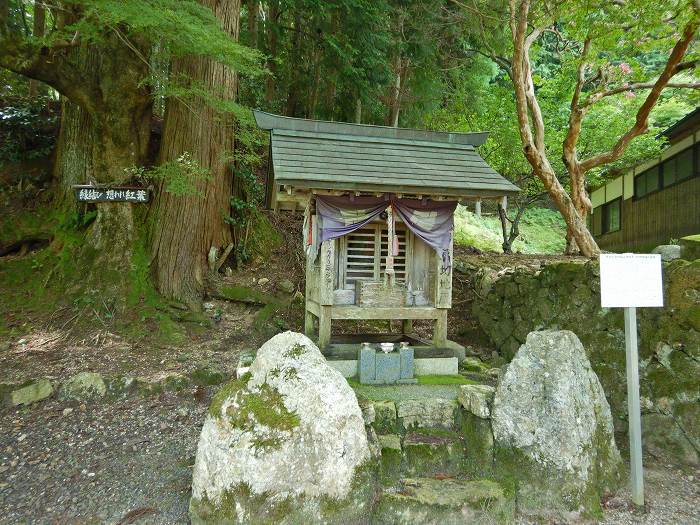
[472,259,700,465]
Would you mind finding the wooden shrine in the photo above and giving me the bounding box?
[254,111,519,349]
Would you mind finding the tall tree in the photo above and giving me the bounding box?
[0,1,260,306]
[502,0,699,255]
[149,0,243,307]
[1,3,153,300]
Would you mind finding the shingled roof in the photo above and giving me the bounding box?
[254,111,520,200]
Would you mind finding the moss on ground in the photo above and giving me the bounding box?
[416,375,475,385]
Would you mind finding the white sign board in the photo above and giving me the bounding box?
[599,254,664,308]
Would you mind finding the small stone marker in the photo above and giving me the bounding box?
[73,185,150,203]
[358,344,417,385]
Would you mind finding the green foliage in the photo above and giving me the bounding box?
[127,152,212,197]
[225,168,267,264]
[0,95,58,165]
[66,1,262,74]
[226,169,263,228]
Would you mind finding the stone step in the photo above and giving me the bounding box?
[377,430,467,485]
[402,430,466,478]
[373,477,514,525]
[397,398,458,430]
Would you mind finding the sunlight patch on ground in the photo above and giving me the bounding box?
[453,205,566,254]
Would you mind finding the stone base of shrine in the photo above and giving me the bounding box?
[322,335,463,378]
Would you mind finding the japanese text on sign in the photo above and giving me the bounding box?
[599,254,663,308]
[74,186,150,203]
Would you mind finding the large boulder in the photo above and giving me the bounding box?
[190,332,374,524]
[492,330,621,520]
[473,259,700,466]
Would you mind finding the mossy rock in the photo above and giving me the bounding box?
[459,412,495,478]
[473,259,700,466]
[642,412,699,466]
[104,376,137,399]
[460,357,489,373]
[10,379,53,406]
[680,235,700,261]
[190,367,227,386]
[493,440,620,521]
[59,372,107,401]
[218,286,278,306]
[378,434,402,486]
[372,477,514,525]
[402,429,466,478]
[191,462,378,525]
[372,400,398,433]
[135,378,165,397]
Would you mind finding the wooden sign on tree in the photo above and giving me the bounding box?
[73,185,150,203]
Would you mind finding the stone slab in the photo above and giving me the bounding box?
[351,384,460,403]
[375,352,402,383]
[328,360,358,378]
[400,348,414,379]
[398,398,457,429]
[445,340,466,361]
[458,384,495,419]
[373,478,513,525]
[332,357,457,378]
[414,357,458,376]
[359,347,376,382]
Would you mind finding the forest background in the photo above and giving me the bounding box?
[0,0,698,324]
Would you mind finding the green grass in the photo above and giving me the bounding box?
[454,205,566,254]
[348,375,474,387]
[416,374,475,385]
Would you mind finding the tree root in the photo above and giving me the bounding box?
[0,236,51,257]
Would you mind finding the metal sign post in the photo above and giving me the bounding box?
[600,253,664,509]
[624,306,644,506]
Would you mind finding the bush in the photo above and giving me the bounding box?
[0,95,59,166]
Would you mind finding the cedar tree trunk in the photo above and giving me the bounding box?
[149,0,241,307]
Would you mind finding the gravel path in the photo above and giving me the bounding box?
[1,394,698,524]
[0,393,209,524]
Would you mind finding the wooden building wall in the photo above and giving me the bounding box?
[591,175,700,252]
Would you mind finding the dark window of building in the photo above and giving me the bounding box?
[662,146,694,188]
[662,156,677,187]
[602,198,621,234]
[676,147,693,183]
[592,206,603,236]
[635,166,660,198]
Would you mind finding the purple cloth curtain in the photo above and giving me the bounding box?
[392,198,457,271]
[315,194,457,270]
[316,194,389,242]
